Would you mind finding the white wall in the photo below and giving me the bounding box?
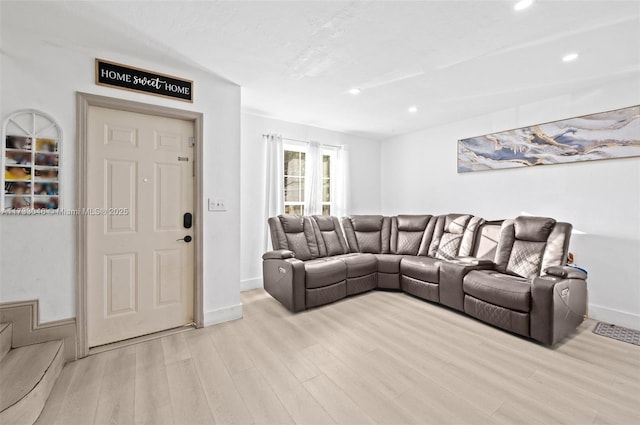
[1,3,242,325]
[240,113,381,290]
[381,75,640,330]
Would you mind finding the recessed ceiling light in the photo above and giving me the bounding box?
[348,88,361,95]
[408,106,418,113]
[514,0,534,11]
[562,52,579,62]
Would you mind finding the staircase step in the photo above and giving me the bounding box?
[0,340,64,425]
[0,323,11,360]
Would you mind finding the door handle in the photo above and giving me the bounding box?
[177,235,192,243]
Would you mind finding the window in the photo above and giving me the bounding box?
[322,153,332,215]
[284,149,305,215]
[283,147,335,216]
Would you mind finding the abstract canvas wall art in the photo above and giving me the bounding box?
[457,105,640,173]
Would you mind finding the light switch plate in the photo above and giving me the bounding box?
[208,198,227,211]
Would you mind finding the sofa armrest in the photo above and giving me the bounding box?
[262,257,306,312]
[262,249,295,260]
[544,265,587,280]
[530,274,587,345]
[439,259,494,311]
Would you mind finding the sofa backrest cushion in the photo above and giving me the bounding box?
[342,215,391,254]
[428,214,484,260]
[459,216,485,257]
[495,216,571,279]
[391,215,433,255]
[472,221,503,260]
[268,215,320,261]
[514,216,556,242]
[351,215,384,232]
[540,222,572,273]
[311,215,349,257]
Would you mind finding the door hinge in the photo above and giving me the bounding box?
[188,137,195,147]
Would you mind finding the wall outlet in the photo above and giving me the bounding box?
[208,198,227,212]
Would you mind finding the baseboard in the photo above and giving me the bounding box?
[588,304,640,331]
[204,303,243,327]
[0,300,77,361]
[240,277,263,292]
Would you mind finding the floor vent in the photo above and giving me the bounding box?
[593,322,640,346]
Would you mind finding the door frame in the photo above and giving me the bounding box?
[75,92,204,357]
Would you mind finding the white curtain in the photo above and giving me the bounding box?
[333,145,350,217]
[264,133,283,250]
[304,141,323,216]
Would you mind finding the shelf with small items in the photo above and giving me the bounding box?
[2,110,62,211]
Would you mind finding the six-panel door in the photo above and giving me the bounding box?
[87,106,194,347]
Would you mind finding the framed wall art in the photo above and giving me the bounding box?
[457,105,640,173]
[2,110,62,210]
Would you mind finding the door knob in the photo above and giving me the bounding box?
[177,235,192,243]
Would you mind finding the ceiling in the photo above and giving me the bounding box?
[4,1,640,139]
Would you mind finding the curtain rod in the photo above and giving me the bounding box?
[262,134,341,149]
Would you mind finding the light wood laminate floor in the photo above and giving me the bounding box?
[37,289,640,425]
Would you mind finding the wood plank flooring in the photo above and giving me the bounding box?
[36,289,640,425]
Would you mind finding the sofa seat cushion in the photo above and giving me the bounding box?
[463,270,531,313]
[375,254,407,274]
[332,253,378,278]
[400,257,440,283]
[304,259,347,289]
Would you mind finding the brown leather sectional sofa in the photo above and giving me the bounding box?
[262,213,588,345]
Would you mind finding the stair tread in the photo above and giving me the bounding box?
[0,340,63,412]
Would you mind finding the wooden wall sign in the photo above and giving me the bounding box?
[95,59,193,102]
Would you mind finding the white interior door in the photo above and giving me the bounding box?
[87,106,194,347]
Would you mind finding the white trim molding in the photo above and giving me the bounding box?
[76,92,205,358]
[0,299,76,361]
[240,277,263,292]
[204,303,243,327]
[589,303,640,331]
